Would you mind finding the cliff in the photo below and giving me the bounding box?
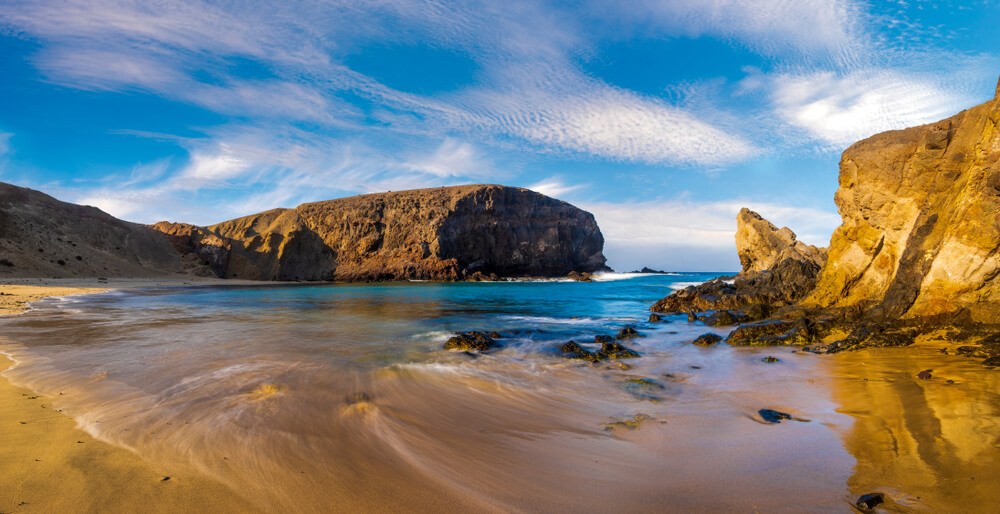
[0,182,185,277]
[802,83,1000,326]
[652,75,1000,357]
[193,185,607,281]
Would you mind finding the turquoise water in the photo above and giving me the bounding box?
[1,273,863,512]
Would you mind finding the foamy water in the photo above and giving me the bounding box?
[2,275,998,511]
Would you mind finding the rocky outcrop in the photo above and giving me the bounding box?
[802,84,1000,327]
[736,208,826,273]
[0,182,185,278]
[159,185,608,281]
[151,222,231,277]
[650,209,824,318]
[651,75,1000,356]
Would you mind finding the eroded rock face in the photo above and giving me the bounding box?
[802,82,1000,326]
[151,222,231,277]
[651,76,1000,355]
[157,184,608,281]
[0,182,184,278]
[736,208,826,273]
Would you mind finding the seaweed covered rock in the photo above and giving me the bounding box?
[559,341,597,361]
[597,340,641,360]
[615,327,643,339]
[692,333,723,346]
[445,331,500,352]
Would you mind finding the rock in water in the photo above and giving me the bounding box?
[615,327,642,339]
[855,492,884,510]
[691,333,723,346]
[758,409,792,424]
[445,331,499,352]
[736,208,827,273]
[596,340,641,360]
[559,341,597,361]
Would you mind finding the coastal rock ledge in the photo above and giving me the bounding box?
[652,74,1000,358]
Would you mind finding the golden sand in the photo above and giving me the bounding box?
[0,284,255,513]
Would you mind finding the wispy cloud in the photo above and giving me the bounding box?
[1,0,759,167]
[753,63,998,149]
[596,0,866,65]
[0,132,11,158]
[527,178,586,198]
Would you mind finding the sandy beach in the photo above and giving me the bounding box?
[0,281,263,513]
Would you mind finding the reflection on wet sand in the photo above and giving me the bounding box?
[826,341,1000,512]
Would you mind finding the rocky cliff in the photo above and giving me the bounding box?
[652,75,1000,358]
[0,182,185,277]
[192,185,607,281]
[736,208,826,273]
[802,82,1000,327]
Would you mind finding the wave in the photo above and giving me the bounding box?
[668,281,705,290]
[591,272,674,282]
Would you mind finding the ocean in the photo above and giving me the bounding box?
[2,273,997,512]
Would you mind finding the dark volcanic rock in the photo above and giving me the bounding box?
[559,341,597,361]
[692,333,723,346]
[621,377,665,402]
[917,369,933,380]
[651,258,820,316]
[648,313,665,323]
[727,319,816,346]
[758,409,792,424]
[597,340,641,360]
[445,331,499,352]
[615,327,643,339]
[855,492,884,510]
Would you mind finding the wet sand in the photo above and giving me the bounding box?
[0,355,255,513]
[825,338,1000,512]
[0,282,260,513]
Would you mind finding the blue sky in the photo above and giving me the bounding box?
[1,0,998,271]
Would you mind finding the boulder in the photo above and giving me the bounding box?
[445,331,500,352]
[692,333,723,346]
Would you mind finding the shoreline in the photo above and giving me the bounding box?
[0,280,259,513]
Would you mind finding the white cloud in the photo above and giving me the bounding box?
[766,68,981,148]
[1,0,760,167]
[179,152,247,181]
[403,138,492,178]
[596,0,866,64]
[481,86,759,165]
[526,178,586,198]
